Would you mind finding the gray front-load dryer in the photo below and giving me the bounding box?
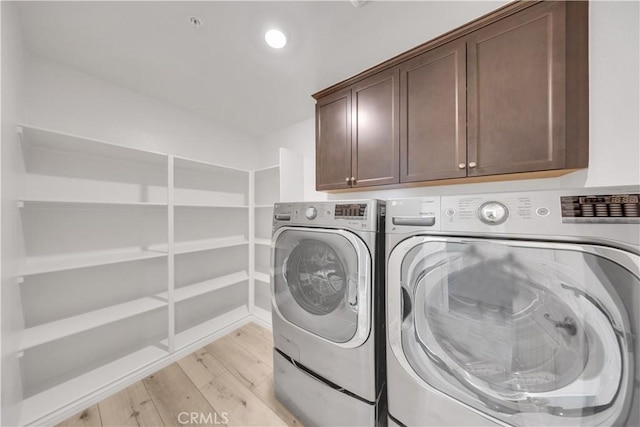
[271,200,386,426]
[386,187,639,426]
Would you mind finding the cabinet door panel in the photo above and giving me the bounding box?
[316,89,352,190]
[352,68,400,187]
[467,1,566,176]
[400,40,467,182]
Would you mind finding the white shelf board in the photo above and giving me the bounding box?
[19,198,167,209]
[254,164,279,173]
[174,156,249,177]
[172,236,248,255]
[174,203,248,209]
[254,238,271,246]
[254,271,270,283]
[18,124,166,165]
[160,271,249,303]
[20,298,168,351]
[20,345,168,426]
[168,306,250,350]
[22,248,168,276]
[255,204,275,209]
[20,271,249,352]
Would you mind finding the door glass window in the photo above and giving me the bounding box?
[400,239,635,425]
[286,239,347,315]
[421,256,588,393]
[273,229,365,343]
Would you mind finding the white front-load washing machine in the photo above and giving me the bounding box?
[386,187,639,426]
[271,200,386,426]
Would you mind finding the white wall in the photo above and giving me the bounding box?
[1,2,26,425]
[24,54,259,170]
[258,1,640,200]
[258,118,318,201]
[588,0,640,187]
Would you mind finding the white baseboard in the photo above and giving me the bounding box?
[250,307,272,329]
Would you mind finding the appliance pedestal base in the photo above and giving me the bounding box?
[274,349,376,426]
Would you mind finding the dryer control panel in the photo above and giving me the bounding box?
[387,186,639,249]
[561,193,640,223]
[442,188,640,250]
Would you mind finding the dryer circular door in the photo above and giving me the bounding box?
[272,227,371,346]
[387,236,638,426]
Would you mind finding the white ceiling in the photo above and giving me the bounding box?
[16,1,507,137]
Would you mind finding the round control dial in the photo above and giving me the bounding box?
[305,206,317,220]
[478,201,509,225]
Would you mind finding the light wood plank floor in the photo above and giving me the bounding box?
[57,322,303,427]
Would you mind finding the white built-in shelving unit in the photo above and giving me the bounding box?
[14,126,303,425]
[14,125,256,426]
[249,148,304,325]
[17,125,170,425]
[172,156,250,352]
[251,164,279,323]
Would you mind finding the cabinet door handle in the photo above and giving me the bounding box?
[458,163,466,169]
[351,177,356,186]
[345,177,351,185]
[469,162,477,168]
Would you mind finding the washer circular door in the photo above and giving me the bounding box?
[388,236,638,426]
[272,227,371,346]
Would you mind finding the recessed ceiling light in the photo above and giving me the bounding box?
[265,29,287,49]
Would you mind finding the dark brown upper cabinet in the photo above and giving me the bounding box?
[314,0,588,191]
[316,88,352,191]
[466,0,587,177]
[351,68,400,188]
[400,39,467,183]
[316,68,399,191]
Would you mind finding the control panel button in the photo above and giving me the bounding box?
[536,207,550,217]
[478,201,509,225]
[445,208,456,218]
[305,206,317,220]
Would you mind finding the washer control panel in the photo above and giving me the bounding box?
[334,203,367,219]
[273,200,380,232]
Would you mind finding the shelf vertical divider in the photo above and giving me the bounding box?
[167,155,175,353]
[248,170,255,315]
